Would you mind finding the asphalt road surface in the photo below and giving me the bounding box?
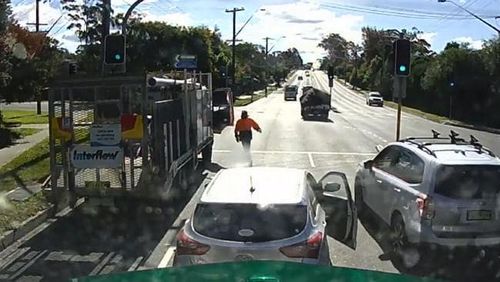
[1,70,499,281]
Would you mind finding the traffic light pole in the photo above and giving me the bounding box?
[395,76,406,141]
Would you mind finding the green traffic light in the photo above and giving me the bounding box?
[114,54,122,61]
[399,65,406,72]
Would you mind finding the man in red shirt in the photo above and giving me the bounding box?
[234,110,261,152]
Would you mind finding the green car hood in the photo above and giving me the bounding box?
[73,261,442,282]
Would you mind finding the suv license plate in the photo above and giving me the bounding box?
[467,210,492,221]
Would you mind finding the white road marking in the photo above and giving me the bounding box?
[9,250,47,281]
[89,252,115,276]
[213,150,375,156]
[308,153,316,167]
[127,256,144,272]
[158,247,176,268]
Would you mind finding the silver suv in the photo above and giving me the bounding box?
[173,167,357,266]
[355,130,500,265]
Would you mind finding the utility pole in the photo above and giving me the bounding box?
[27,0,47,115]
[264,36,270,97]
[101,0,111,74]
[225,7,244,88]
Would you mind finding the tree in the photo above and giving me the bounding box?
[422,44,489,123]
[0,0,12,87]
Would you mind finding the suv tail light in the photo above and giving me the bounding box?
[279,231,323,259]
[176,229,210,255]
[416,195,435,220]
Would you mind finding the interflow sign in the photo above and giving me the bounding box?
[71,145,123,168]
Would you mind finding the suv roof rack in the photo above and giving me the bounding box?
[400,130,496,158]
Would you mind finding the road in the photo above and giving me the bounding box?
[0,70,499,281]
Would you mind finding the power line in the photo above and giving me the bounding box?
[319,1,498,20]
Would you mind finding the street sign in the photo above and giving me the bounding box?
[175,54,197,69]
[392,77,407,99]
[70,145,123,168]
[90,124,121,146]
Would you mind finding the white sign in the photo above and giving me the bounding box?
[90,124,121,146]
[71,145,123,168]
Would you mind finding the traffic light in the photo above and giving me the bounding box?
[394,39,410,77]
[104,35,126,65]
[327,66,334,80]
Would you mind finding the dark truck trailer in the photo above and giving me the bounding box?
[300,86,331,121]
[212,88,234,130]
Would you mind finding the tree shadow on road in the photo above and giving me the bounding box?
[359,207,500,282]
[0,165,219,281]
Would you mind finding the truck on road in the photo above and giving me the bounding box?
[47,71,214,210]
[300,86,331,121]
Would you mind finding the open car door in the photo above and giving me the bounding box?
[316,171,357,249]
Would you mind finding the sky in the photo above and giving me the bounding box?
[10,0,500,63]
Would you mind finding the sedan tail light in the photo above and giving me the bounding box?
[176,229,210,255]
[416,195,435,220]
[279,231,323,259]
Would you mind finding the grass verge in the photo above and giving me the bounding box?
[383,101,448,124]
[0,130,90,233]
[12,128,43,138]
[337,80,449,124]
[234,93,266,107]
[0,138,51,234]
[234,87,280,107]
[0,193,50,234]
[2,110,48,124]
[0,138,50,193]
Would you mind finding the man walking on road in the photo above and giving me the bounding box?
[234,110,261,153]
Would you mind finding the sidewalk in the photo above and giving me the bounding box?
[0,124,49,169]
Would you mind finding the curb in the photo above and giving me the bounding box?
[0,204,55,250]
[442,121,500,135]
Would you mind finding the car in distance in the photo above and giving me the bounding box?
[173,167,357,266]
[366,92,384,107]
[355,130,500,268]
[284,85,299,101]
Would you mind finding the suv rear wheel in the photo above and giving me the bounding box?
[390,213,421,270]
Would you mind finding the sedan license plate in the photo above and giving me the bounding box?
[467,210,492,221]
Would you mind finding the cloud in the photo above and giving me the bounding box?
[141,12,193,26]
[239,0,364,62]
[453,36,483,49]
[418,32,437,46]
[12,2,61,26]
[301,36,320,41]
[279,13,324,24]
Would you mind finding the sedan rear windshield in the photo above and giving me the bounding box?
[285,86,298,91]
[369,93,381,98]
[435,165,500,199]
[192,203,307,242]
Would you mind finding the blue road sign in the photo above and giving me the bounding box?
[175,55,197,69]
